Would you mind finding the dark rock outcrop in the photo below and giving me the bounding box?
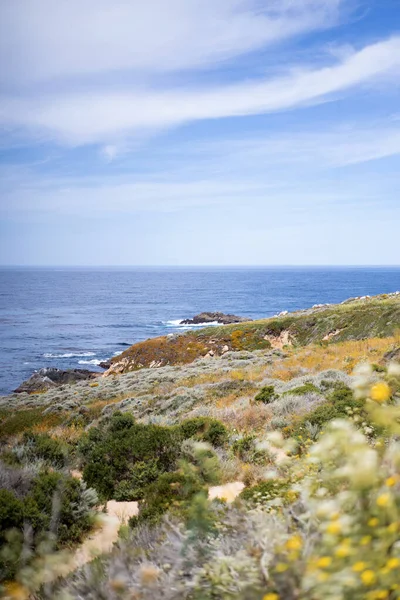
[14,368,99,394]
[383,347,400,363]
[180,312,251,325]
[99,360,112,369]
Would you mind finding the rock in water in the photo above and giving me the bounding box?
[180,312,251,325]
[14,368,99,393]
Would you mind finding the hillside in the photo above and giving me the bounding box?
[1,292,400,599]
[105,293,400,374]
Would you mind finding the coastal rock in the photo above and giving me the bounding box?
[99,360,112,369]
[14,368,99,394]
[180,312,251,325]
[383,347,400,363]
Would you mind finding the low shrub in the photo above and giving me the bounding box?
[240,478,290,503]
[288,384,367,440]
[0,466,97,583]
[133,470,204,525]
[179,417,228,447]
[254,385,278,404]
[283,382,320,396]
[80,413,181,500]
[231,435,256,459]
[22,432,69,468]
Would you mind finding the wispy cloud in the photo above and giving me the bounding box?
[1,36,399,146]
[1,120,399,219]
[0,0,344,85]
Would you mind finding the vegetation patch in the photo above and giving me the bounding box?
[0,465,97,583]
[254,385,278,404]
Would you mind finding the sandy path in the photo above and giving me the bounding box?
[208,481,245,503]
[72,500,139,569]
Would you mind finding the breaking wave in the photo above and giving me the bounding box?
[164,320,220,329]
[43,352,96,358]
[78,359,104,366]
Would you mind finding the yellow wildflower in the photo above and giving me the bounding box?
[361,535,372,545]
[385,476,398,487]
[335,544,351,558]
[368,517,379,527]
[326,522,341,535]
[387,522,398,533]
[276,563,288,573]
[316,557,332,568]
[361,570,376,586]
[368,592,389,600]
[352,562,366,572]
[370,382,391,403]
[286,535,303,551]
[263,595,280,600]
[377,493,391,507]
[386,557,400,569]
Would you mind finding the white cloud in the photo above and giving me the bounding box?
[1,36,399,146]
[101,145,119,162]
[2,120,399,219]
[0,0,343,84]
[179,125,400,170]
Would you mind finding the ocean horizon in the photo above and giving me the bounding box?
[1,265,399,395]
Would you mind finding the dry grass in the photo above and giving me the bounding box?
[213,403,272,432]
[269,334,399,381]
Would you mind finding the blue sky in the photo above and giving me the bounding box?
[0,0,399,266]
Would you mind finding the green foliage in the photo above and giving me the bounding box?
[287,384,366,441]
[114,459,160,501]
[22,432,69,468]
[0,408,48,439]
[254,385,278,404]
[372,363,386,373]
[0,467,96,583]
[132,470,204,525]
[231,435,256,458]
[240,479,290,503]
[179,417,228,447]
[80,412,182,500]
[283,382,320,396]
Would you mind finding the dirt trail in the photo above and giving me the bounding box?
[71,500,139,569]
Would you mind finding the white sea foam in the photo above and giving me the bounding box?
[44,352,96,358]
[78,359,103,366]
[165,320,221,329]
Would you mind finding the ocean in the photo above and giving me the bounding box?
[0,266,399,395]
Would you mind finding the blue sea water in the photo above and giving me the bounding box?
[0,266,399,395]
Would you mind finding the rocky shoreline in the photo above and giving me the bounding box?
[5,293,400,398]
[180,311,250,325]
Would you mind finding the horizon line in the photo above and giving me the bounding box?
[1,264,400,269]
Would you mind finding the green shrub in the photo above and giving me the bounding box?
[254,385,278,404]
[372,363,386,373]
[290,385,366,439]
[240,478,290,503]
[114,459,160,501]
[178,417,228,447]
[22,432,69,468]
[232,435,256,458]
[133,469,204,525]
[283,382,320,396]
[0,468,96,583]
[80,412,182,500]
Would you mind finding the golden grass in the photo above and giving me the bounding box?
[268,334,400,381]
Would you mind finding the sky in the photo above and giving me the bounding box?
[0,0,399,266]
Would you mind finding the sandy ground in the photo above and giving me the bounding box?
[71,500,139,569]
[208,481,245,502]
